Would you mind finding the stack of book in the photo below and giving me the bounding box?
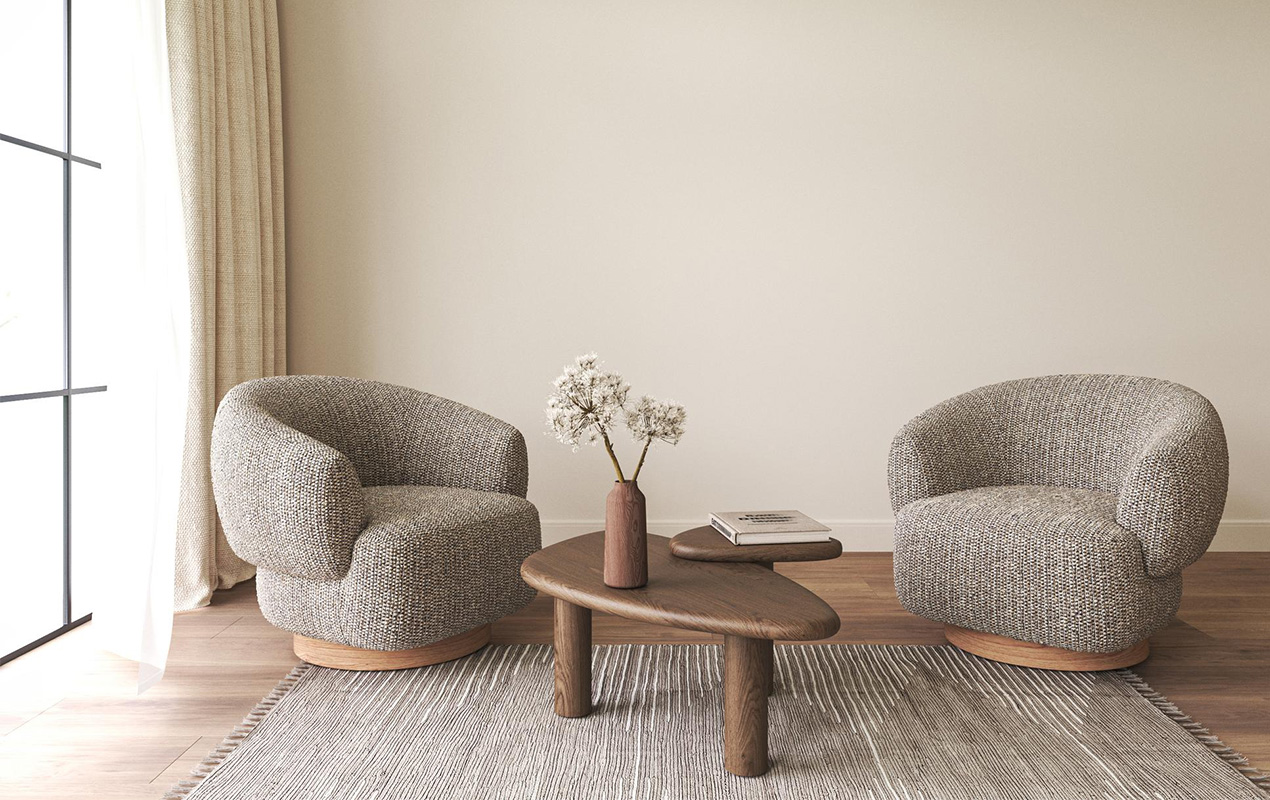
[709,510,832,546]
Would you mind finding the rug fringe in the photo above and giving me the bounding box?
[162,663,312,800]
[1116,668,1270,794]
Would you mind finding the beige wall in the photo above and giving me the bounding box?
[277,0,1270,548]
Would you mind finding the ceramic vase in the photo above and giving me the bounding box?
[604,480,647,588]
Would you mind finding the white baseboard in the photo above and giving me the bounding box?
[541,519,1270,551]
[1208,520,1270,551]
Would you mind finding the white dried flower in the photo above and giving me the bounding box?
[625,395,687,446]
[546,353,686,482]
[545,353,630,451]
[625,395,687,480]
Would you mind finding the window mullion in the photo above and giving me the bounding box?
[61,0,73,628]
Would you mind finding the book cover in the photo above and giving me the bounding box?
[709,510,831,535]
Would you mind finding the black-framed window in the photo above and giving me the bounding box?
[1,0,109,666]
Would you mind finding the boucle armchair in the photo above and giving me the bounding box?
[888,374,1227,670]
[210,375,541,670]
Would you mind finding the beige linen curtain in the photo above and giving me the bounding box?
[166,0,286,609]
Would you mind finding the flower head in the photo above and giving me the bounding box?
[625,395,687,446]
[545,353,630,450]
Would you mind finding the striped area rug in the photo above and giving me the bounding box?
[169,644,1268,800]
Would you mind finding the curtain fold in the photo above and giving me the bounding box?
[165,0,286,610]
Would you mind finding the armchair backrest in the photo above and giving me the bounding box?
[224,375,529,494]
[973,374,1205,494]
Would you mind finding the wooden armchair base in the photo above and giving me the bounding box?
[945,625,1149,671]
[293,624,491,670]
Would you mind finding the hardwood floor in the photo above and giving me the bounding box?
[1,552,1266,799]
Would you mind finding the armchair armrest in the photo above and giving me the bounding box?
[1116,402,1228,578]
[211,400,366,580]
[887,389,999,512]
[403,394,530,498]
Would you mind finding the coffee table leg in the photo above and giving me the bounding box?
[724,634,771,777]
[761,639,775,696]
[554,598,591,718]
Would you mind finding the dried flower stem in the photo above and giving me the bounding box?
[630,438,652,482]
[600,429,627,482]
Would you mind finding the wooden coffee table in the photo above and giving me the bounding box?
[669,525,842,568]
[521,531,840,777]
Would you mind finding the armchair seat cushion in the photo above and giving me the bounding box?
[894,485,1181,653]
[257,485,540,651]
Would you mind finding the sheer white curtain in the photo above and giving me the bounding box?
[92,0,288,689]
[91,0,189,691]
